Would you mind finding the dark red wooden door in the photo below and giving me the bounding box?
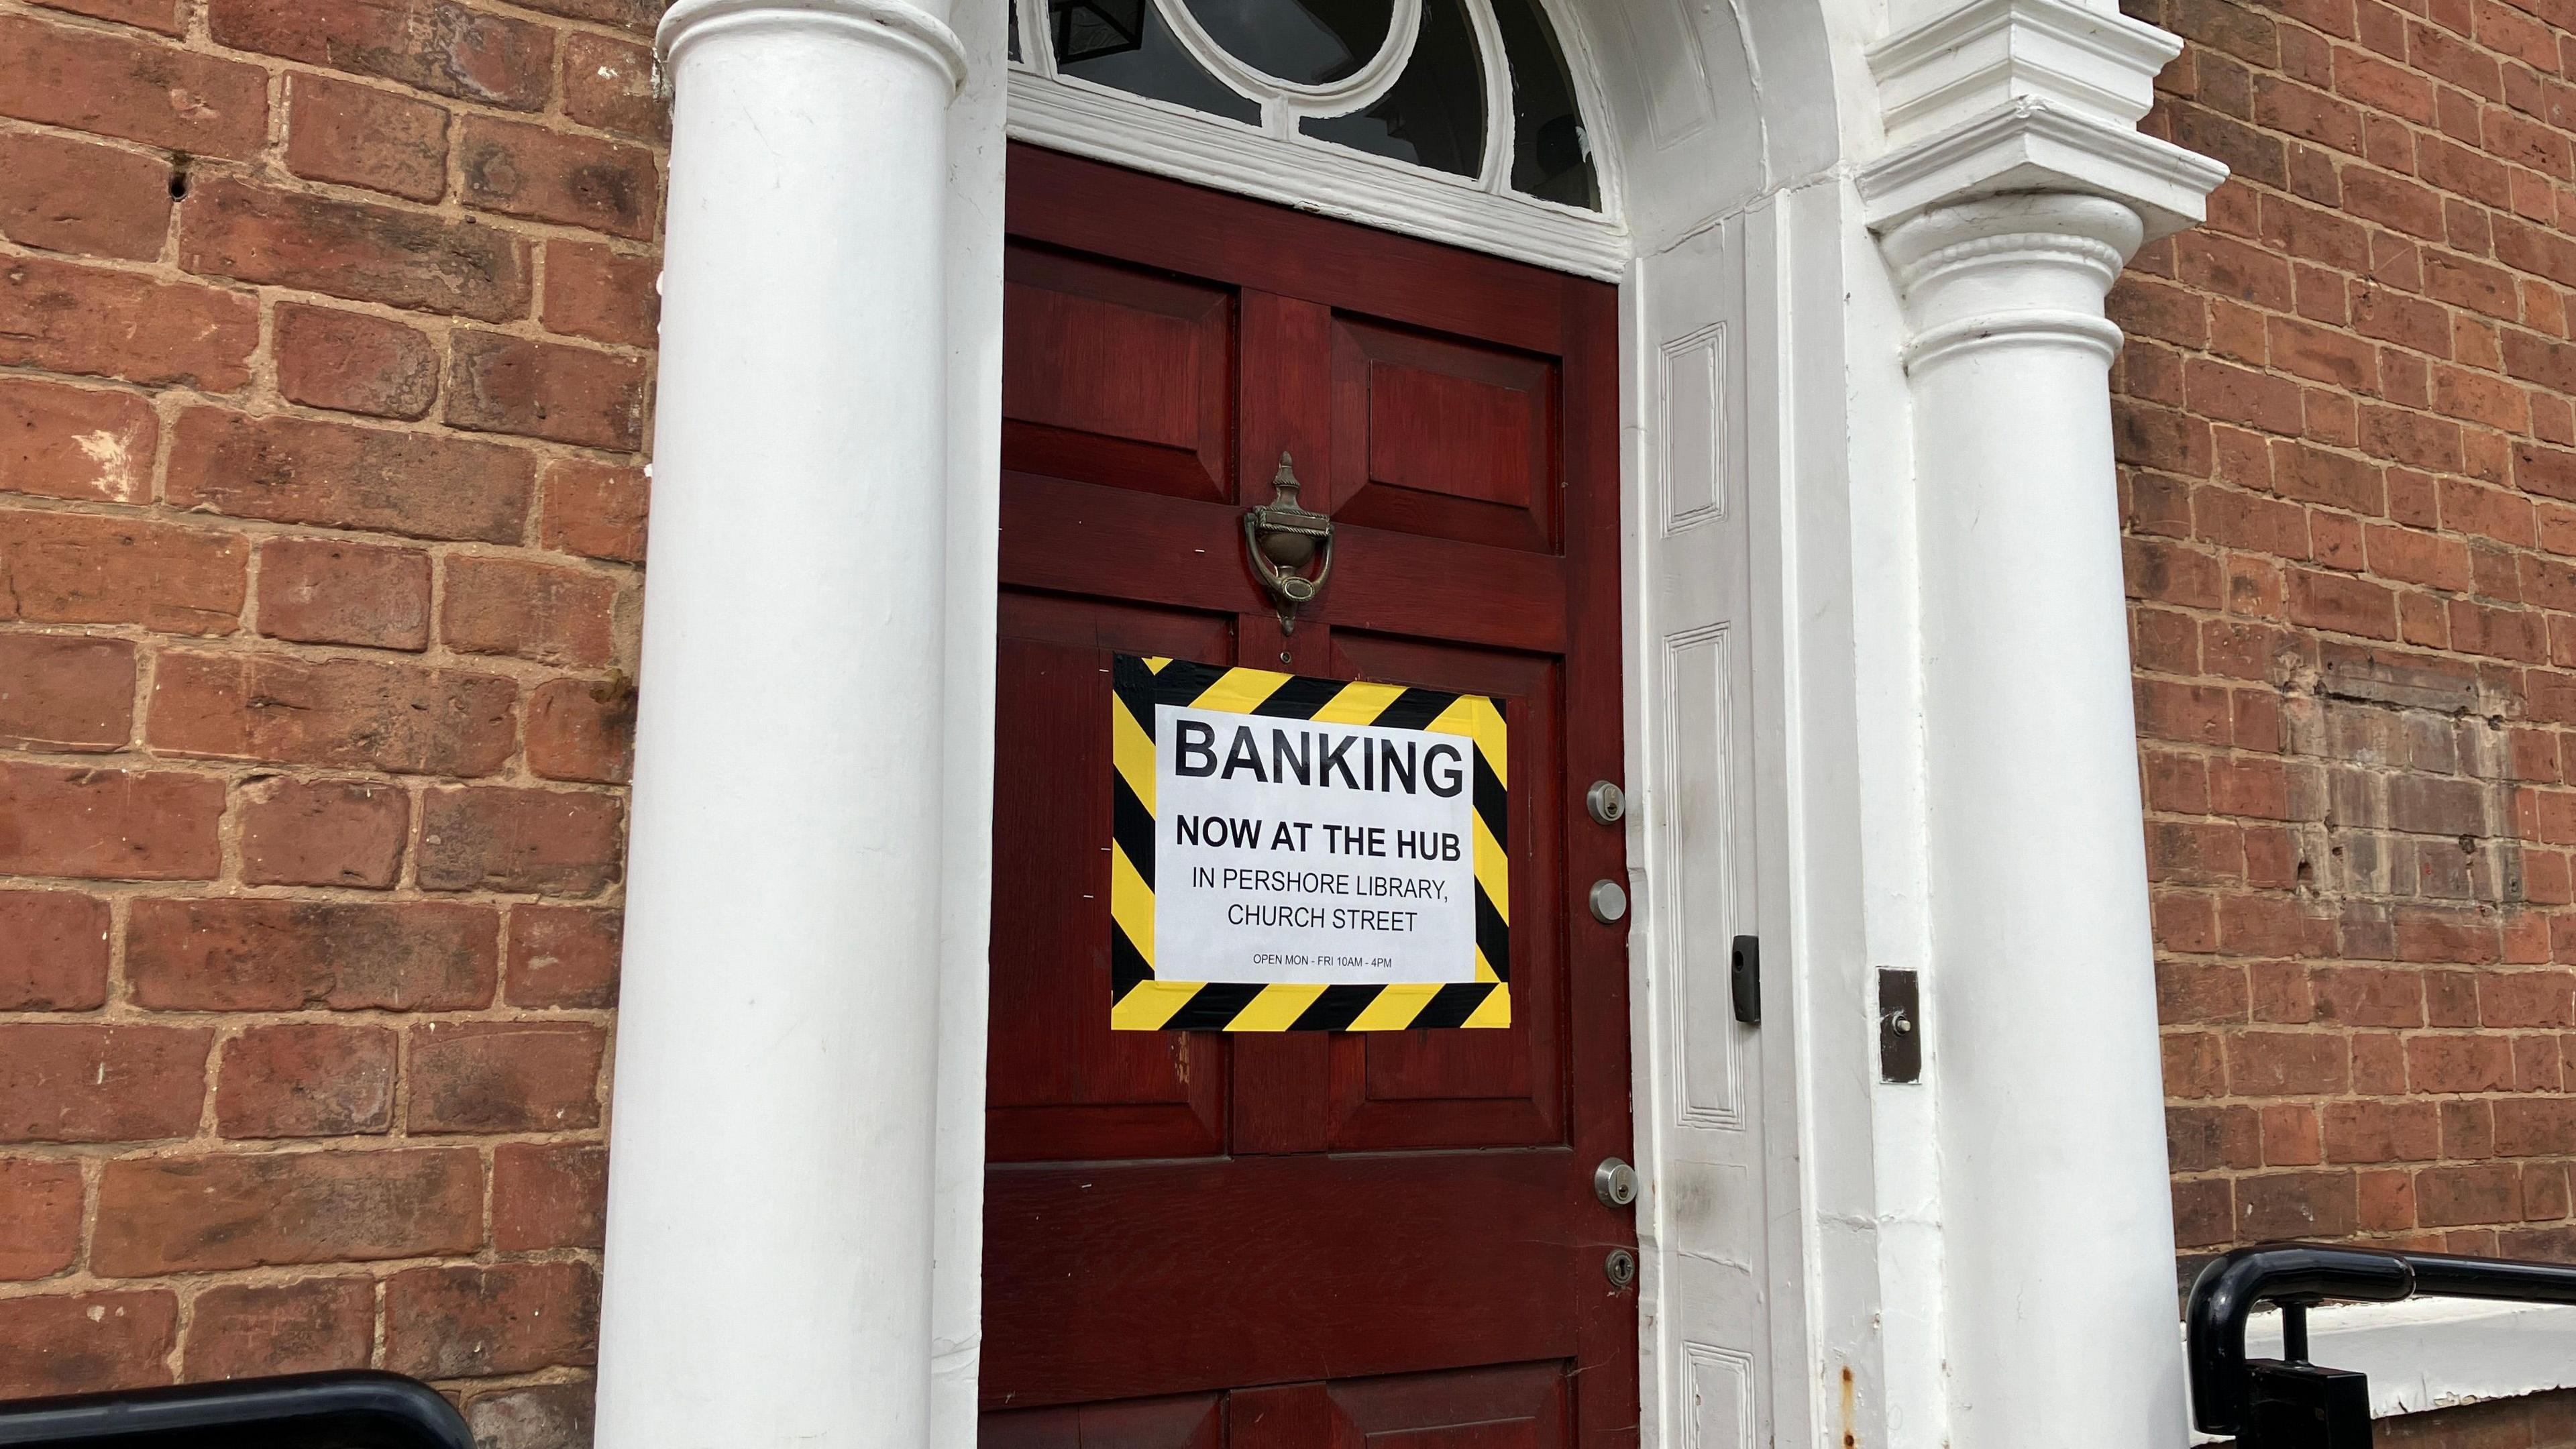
[983,145,1633,1448]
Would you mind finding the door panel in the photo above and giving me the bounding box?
[986,145,1632,1447]
[1331,319,1558,554]
[983,1153,1580,1406]
[1002,246,1234,503]
[986,592,1232,1164]
[1323,631,1561,1152]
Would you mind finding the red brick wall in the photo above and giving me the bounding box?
[0,0,659,1437]
[2120,0,2576,1293]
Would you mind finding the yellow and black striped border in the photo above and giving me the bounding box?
[1108,655,1509,1032]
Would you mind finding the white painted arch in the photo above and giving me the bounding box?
[600,2,2224,1448]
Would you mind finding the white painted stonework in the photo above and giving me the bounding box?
[601,0,2271,1446]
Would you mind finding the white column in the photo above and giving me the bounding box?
[1882,193,2184,1446]
[596,3,969,1447]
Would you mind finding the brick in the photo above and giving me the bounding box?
[148,651,516,776]
[168,409,533,543]
[2172,1177,2233,1248]
[464,1383,596,1449]
[2495,1098,2576,1157]
[2126,537,2223,608]
[563,32,665,140]
[527,676,634,784]
[2271,439,2385,513]
[0,254,257,390]
[272,304,441,421]
[0,376,158,504]
[285,72,451,204]
[2504,327,2576,391]
[2169,1105,2261,1171]
[182,1278,375,1380]
[2226,1029,2351,1095]
[2410,1033,2516,1091]
[216,1024,399,1138]
[238,777,410,890]
[0,511,246,635]
[2312,967,2424,1027]
[0,1023,209,1142]
[543,240,658,348]
[208,0,552,111]
[458,118,659,240]
[2323,1099,2441,1163]
[446,331,648,450]
[0,130,170,260]
[540,460,647,564]
[492,1142,607,1250]
[2188,356,2306,434]
[409,1020,602,1134]
[0,15,265,156]
[179,177,531,323]
[256,537,433,651]
[0,891,109,1010]
[442,555,620,666]
[2179,230,2298,310]
[386,1262,598,1378]
[127,898,497,1011]
[506,905,621,1008]
[29,0,184,34]
[2268,315,2378,390]
[419,786,623,896]
[507,0,654,29]
[0,634,134,751]
[2419,1163,2522,1226]
[0,762,221,881]
[2481,970,2576,1026]
[0,1293,176,1398]
[0,1158,82,1280]
[93,1148,483,1275]
[2238,1170,2358,1237]
[2289,566,2398,638]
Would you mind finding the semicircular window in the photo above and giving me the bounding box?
[1022,0,1604,213]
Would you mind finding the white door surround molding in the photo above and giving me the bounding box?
[600,3,2227,1448]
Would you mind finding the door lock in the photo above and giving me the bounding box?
[1593,1157,1638,1208]
[1604,1249,1638,1290]
[1243,451,1334,632]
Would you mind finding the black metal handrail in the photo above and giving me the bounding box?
[0,1371,472,1449]
[2188,1241,2576,1445]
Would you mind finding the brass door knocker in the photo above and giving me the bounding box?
[1243,451,1333,632]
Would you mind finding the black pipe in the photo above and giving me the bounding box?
[0,1371,472,1449]
[2186,1242,2576,1435]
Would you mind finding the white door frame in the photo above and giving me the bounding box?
[597,1,2225,1446]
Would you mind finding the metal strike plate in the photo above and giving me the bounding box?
[1585,780,1625,824]
[1593,1157,1638,1208]
[1878,967,1921,1083]
[1730,935,1760,1026]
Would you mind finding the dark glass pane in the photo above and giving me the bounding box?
[1299,0,1480,177]
[1181,0,1393,85]
[1010,0,1022,60]
[1052,0,1262,123]
[1490,0,1597,208]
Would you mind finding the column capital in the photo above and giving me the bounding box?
[659,0,968,93]
[1855,0,2225,241]
[1877,192,2142,370]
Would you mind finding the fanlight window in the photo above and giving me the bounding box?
[1009,0,1604,215]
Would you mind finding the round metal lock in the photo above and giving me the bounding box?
[1604,1249,1638,1291]
[1593,1157,1639,1208]
[1585,780,1625,824]
[1588,879,1627,924]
